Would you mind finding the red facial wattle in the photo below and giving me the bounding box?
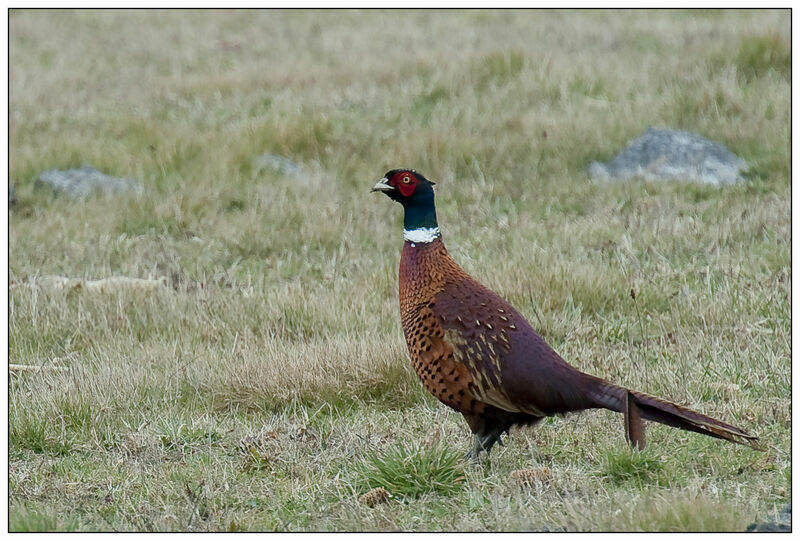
[392,172,417,197]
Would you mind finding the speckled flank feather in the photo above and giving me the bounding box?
[400,239,599,424]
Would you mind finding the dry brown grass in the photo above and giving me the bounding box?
[9,8,789,531]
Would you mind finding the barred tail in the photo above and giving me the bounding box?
[584,375,761,451]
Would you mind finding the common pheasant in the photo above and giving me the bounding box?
[372,169,760,460]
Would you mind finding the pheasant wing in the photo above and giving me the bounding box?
[433,277,598,417]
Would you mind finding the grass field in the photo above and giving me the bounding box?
[8,9,790,531]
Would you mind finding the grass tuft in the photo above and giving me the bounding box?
[9,506,80,532]
[600,446,666,487]
[357,443,466,500]
[734,33,791,82]
[157,419,222,451]
[9,405,72,456]
[473,50,526,87]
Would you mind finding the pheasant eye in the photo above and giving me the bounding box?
[402,175,412,184]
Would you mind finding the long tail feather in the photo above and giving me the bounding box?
[624,390,646,450]
[585,375,761,450]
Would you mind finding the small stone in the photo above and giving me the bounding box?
[590,127,748,186]
[34,165,143,199]
[251,153,301,176]
[510,467,552,487]
[358,487,391,507]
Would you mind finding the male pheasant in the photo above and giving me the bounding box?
[373,169,760,460]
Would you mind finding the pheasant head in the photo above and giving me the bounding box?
[372,169,440,243]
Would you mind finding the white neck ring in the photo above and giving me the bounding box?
[403,227,441,243]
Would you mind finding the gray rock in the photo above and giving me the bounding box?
[34,165,143,199]
[590,128,748,186]
[746,503,791,532]
[251,153,301,176]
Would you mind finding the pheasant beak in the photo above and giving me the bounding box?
[371,177,394,193]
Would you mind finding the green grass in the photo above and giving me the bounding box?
[9,8,789,532]
[590,492,749,532]
[733,33,791,82]
[10,506,81,532]
[357,443,466,500]
[600,445,667,487]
